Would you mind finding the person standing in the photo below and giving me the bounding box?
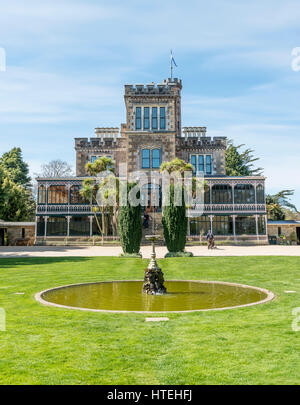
[206,230,215,249]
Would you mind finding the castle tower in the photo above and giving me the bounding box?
[123,78,182,177]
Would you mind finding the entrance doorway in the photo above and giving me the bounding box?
[0,228,6,246]
[141,183,162,213]
[297,227,300,245]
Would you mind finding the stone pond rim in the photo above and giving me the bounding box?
[35,280,275,314]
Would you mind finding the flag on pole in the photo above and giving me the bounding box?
[170,50,177,67]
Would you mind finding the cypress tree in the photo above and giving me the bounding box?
[118,182,142,254]
[162,183,187,252]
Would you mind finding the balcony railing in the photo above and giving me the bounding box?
[37,202,266,215]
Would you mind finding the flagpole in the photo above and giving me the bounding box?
[170,50,173,80]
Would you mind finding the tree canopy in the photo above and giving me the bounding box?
[266,190,298,220]
[36,159,74,177]
[0,147,31,188]
[225,141,263,176]
[0,148,35,221]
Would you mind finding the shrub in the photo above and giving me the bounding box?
[119,253,142,258]
[164,251,193,258]
[162,183,187,252]
[118,182,142,254]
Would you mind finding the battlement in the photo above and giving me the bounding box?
[94,127,120,140]
[182,127,207,138]
[124,78,182,96]
[75,137,126,150]
[176,136,227,150]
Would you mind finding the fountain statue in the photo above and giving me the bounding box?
[142,235,167,295]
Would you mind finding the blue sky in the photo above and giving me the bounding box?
[0,0,300,208]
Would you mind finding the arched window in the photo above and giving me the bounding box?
[38,185,46,204]
[47,185,68,204]
[152,149,161,168]
[256,184,265,204]
[212,185,232,204]
[142,149,150,168]
[234,184,255,204]
[70,185,88,204]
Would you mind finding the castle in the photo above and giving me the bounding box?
[35,78,267,244]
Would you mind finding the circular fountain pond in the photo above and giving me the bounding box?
[35,280,274,313]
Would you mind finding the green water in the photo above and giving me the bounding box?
[41,281,268,312]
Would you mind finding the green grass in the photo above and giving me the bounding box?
[0,256,300,384]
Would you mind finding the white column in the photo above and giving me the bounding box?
[67,216,71,237]
[255,214,259,241]
[209,215,214,233]
[232,215,236,242]
[89,216,93,237]
[35,216,38,240]
[44,216,48,240]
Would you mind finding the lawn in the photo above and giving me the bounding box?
[0,256,299,385]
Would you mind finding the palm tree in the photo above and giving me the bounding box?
[266,190,297,220]
[80,157,119,243]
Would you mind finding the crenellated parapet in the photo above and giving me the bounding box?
[176,136,227,151]
[75,137,126,151]
[124,78,182,96]
[75,137,127,176]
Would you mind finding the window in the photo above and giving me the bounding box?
[258,216,266,234]
[212,185,232,204]
[69,216,90,236]
[278,226,282,236]
[206,155,212,174]
[38,185,46,204]
[152,149,161,169]
[256,184,265,203]
[190,154,212,174]
[144,107,150,130]
[47,217,67,236]
[142,149,150,168]
[160,107,166,130]
[191,155,197,175]
[198,155,204,172]
[70,185,88,204]
[234,184,255,204]
[47,185,68,204]
[21,228,25,239]
[152,107,158,129]
[136,107,142,130]
[36,217,45,236]
[212,216,233,235]
[190,215,211,236]
[91,156,97,163]
[235,216,256,235]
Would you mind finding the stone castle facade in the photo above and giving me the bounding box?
[35,77,268,244]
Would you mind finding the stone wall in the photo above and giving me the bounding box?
[126,132,176,176]
[124,79,182,137]
[268,224,299,238]
[75,137,127,176]
[6,225,35,246]
[176,137,227,175]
